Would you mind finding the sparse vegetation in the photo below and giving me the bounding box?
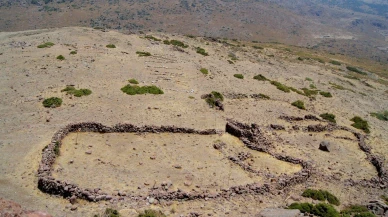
[370,111,388,121]
[42,97,62,108]
[164,39,188,48]
[288,203,339,217]
[101,208,120,217]
[196,47,208,56]
[320,113,336,123]
[330,60,342,66]
[227,60,234,64]
[344,75,359,80]
[128,79,139,84]
[302,88,318,97]
[381,195,388,204]
[346,66,367,75]
[251,93,270,99]
[54,141,60,156]
[138,209,166,217]
[37,42,55,48]
[106,44,116,48]
[320,91,333,98]
[204,91,223,107]
[306,77,313,81]
[145,35,161,41]
[70,51,77,55]
[200,68,208,75]
[310,84,317,89]
[136,51,151,57]
[291,100,305,110]
[234,74,244,79]
[350,116,370,133]
[121,84,163,95]
[56,55,65,60]
[61,86,92,97]
[330,82,345,90]
[252,45,264,49]
[253,74,268,81]
[270,81,290,92]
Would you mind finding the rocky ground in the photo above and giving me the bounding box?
[0,27,387,216]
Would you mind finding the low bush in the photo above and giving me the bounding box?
[302,88,318,97]
[145,35,161,41]
[200,68,209,75]
[341,205,376,217]
[196,47,208,56]
[37,42,55,48]
[371,111,388,121]
[253,74,268,81]
[164,39,188,48]
[54,142,60,156]
[61,86,92,97]
[291,100,305,110]
[70,51,77,55]
[270,81,290,92]
[138,209,166,217]
[121,84,164,95]
[346,66,367,75]
[306,77,313,81]
[128,79,139,84]
[320,113,336,123]
[227,60,234,64]
[234,74,244,79]
[350,116,370,133]
[288,203,339,217]
[204,91,224,107]
[310,84,317,89]
[289,87,304,95]
[329,60,342,66]
[302,189,340,206]
[104,208,120,217]
[56,55,65,60]
[42,97,62,108]
[136,51,151,57]
[106,44,116,48]
[320,91,333,98]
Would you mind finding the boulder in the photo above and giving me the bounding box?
[319,141,331,152]
[256,208,301,217]
[367,200,388,216]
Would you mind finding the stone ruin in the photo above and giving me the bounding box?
[37,118,387,204]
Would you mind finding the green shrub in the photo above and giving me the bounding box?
[227,60,234,64]
[288,203,314,213]
[346,66,367,75]
[341,205,369,215]
[37,42,55,48]
[70,51,77,55]
[204,91,223,107]
[322,190,340,206]
[164,39,188,48]
[105,208,120,217]
[320,91,333,98]
[302,189,340,206]
[270,81,290,92]
[61,86,92,97]
[330,82,345,90]
[330,60,342,66]
[200,68,208,75]
[312,203,340,217]
[196,47,208,56]
[306,77,313,81]
[310,84,317,89]
[289,87,304,95]
[251,93,270,99]
[354,213,376,217]
[106,44,116,48]
[54,141,60,156]
[234,74,244,79]
[43,97,62,108]
[138,209,166,217]
[145,35,161,41]
[121,84,164,95]
[350,116,370,133]
[344,75,359,80]
[320,113,336,123]
[371,111,388,121]
[291,100,305,110]
[128,79,139,84]
[56,55,65,60]
[302,88,318,97]
[252,45,264,49]
[136,51,151,57]
[253,74,268,81]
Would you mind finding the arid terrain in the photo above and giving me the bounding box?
[0,27,387,216]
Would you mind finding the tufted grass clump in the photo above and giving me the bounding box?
[164,39,188,48]
[350,116,370,133]
[196,47,209,56]
[253,74,268,81]
[43,97,62,108]
[121,84,163,95]
[271,81,290,92]
[145,35,161,41]
[320,91,333,98]
[329,60,342,66]
[320,113,336,123]
[346,66,367,75]
[61,86,92,97]
[234,74,244,79]
[291,100,305,110]
[341,205,376,217]
[288,203,339,217]
[106,44,116,48]
[136,51,151,57]
[56,55,65,60]
[128,79,139,84]
[138,209,166,217]
[37,42,55,48]
[70,51,77,55]
[200,68,208,75]
[371,111,388,121]
[301,88,318,97]
[204,91,223,107]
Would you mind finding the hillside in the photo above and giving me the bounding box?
[0,27,387,216]
[0,0,387,64]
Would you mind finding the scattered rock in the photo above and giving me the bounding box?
[319,141,331,152]
[367,200,388,216]
[85,151,92,155]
